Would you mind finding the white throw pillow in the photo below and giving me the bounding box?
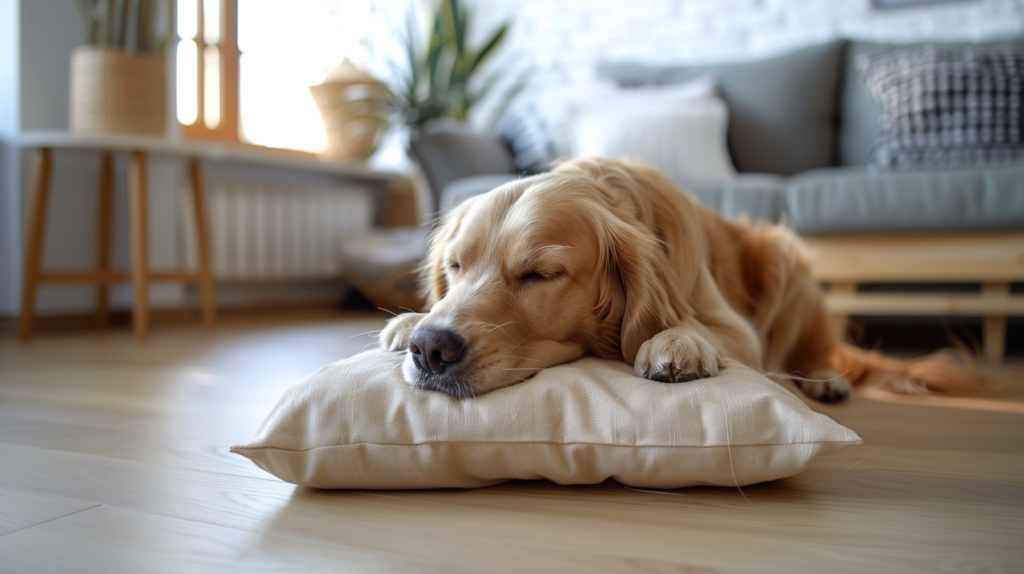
[503,75,720,164]
[232,351,861,490]
[572,97,737,188]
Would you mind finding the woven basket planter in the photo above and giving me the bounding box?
[69,47,168,136]
[309,60,390,161]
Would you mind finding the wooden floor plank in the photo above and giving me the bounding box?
[0,417,265,479]
[0,441,1020,573]
[1,312,1022,572]
[0,487,98,536]
[0,505,433,574]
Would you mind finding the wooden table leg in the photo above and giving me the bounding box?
[95,152,114,329]
[128,151,150,340]
[18,148,53,340]
[190,158,216,327]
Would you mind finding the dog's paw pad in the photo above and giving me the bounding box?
[798,368,853,403]
[635,330,721,383]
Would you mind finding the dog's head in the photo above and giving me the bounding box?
[400,158,706,398]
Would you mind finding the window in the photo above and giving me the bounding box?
[176,0,372,152]
[176,0,239,142]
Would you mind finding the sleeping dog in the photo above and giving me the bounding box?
[381,158,979,400]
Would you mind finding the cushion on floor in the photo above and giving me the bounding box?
[231,350,861,490]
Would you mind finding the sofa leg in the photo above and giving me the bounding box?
[983,316,1007,364]
[828,282,856,342]
[982,283,1010,364]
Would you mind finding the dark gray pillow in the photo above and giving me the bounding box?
[409,125,515,211]
[496,102,556,174]
[598,41,847,176]
[840,41,899,166]
[857,43,1024,169]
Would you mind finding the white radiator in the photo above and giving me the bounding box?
[181,176,374,280]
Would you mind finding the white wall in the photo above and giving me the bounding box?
[5,0,185,317]
[468,0,1024,88]
[0,0,20,317]
[450,0,1024,130]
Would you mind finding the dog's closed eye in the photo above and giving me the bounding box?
[519,270,563,285]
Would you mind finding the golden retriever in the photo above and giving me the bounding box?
[380,157,981,400]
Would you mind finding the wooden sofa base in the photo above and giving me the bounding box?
[803,231,1024,364]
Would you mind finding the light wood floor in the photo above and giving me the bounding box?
[1,312,1022,573]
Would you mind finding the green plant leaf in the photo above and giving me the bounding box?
[467,24,508,75]
[136,0,154,53]
[116,0,130,50]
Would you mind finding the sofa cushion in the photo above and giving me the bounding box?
[860,43,1024,169]
[841,40,1024,167]
[782,165,1024,234]
[440,174,521,211]
[841,41,898,167]
[598,41,847,176]
[573,97,737,188]
[689,173,785,223]
[410,125,516,211]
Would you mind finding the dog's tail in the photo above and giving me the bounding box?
[829,344,996,395]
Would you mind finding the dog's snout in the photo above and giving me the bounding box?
[408,327,467,375]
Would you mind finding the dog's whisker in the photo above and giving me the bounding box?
[481,321,518,332]
[766,369,853,383]
[707,375,758,507]
[376,307,400,317]
[348,330,382,339]
[508,337,527,353]
[506,355,547,364]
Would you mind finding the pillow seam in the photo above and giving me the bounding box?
[232,438,862,454]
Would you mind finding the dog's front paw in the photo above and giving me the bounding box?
[797,368,853,403]
[634,328,722,383]
[379,313,427,352]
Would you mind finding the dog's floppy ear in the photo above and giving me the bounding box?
[571,158,708,364]
[596,217,680,363]
[421,199,474,308]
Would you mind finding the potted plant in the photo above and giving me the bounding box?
[388,0,515,136]
[71,0,173,136]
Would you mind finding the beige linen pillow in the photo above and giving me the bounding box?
[231,351,861,489]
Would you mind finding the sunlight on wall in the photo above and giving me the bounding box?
[238,0,371,152]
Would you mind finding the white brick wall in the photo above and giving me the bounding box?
[454,0,1024,124]
[471,0,1023,69]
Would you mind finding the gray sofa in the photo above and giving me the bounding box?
[600,40,1024,234]
[419,39,1024,235]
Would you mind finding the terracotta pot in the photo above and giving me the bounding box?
[69,46,168,136]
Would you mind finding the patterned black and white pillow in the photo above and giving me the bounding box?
[495,101,558,175]
[858,43,1024,169]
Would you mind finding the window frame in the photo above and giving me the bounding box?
[178,0,241,143]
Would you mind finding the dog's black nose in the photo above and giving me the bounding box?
[408,327,467,375]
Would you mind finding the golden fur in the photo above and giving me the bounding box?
[381,157,984,400]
